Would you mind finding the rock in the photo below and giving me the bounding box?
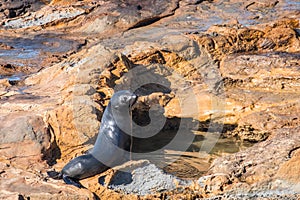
[197,174,231,195]
[0,114,47,144]
[208,127,300,192]
[0,78,11,87]
[101,160,191,195]
[220,53,300,90]
[79,160,201,199]
[193,19,300,62]
[219,52,300,140]
[0,114,53,167]
[3,6,86,29]
[276,148,300,184]
[0,166,96,200]
[0,0,47,20]
[4,9,16,18]
[0,0,299,199]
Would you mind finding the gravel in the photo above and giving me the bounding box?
[104,160,191,195]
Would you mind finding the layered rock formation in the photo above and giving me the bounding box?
[0,0,299,199]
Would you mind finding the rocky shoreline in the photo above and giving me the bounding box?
[0,0,299,199]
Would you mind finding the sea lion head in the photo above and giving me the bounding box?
[110,90,137,109]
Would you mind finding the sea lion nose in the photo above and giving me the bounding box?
[130,93,138,106]
[132,93,137,100]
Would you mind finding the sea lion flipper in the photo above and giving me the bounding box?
[62,174,85,188]
[47,170,62,180]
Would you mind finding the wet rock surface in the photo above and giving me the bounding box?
[0,0,299,199]
[0,0,48,20]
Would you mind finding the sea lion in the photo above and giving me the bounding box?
[48,90,137,188]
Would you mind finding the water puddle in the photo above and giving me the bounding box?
[132,128,253,179]
[0,34,84,80]
[164,133,253,179]
[0,35,80,61]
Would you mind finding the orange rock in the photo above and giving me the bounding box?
[276,149,300,183]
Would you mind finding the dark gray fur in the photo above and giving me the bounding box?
[48,90,137,188]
